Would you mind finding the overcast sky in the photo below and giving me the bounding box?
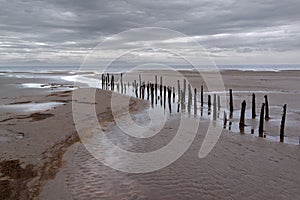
[0,0,300,66]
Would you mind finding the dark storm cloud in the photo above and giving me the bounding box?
[0,0,299,65]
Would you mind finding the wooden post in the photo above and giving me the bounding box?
[183,79,186,103]
[280,104,287,142]
[239,100,246,130]
[194,88,197,115]
[155,75,158,104]
[139,74,142,98]
[217,95,221,110]
[213,94,217,120]
[147,82,150,100]
[102,74,105,89]
[177,80,180,103]
[160,76,163,106]
[229,89,233,115]
[208,95,211,108]
[117,83,119,93]
[264,95,270,120]
[164,85,166,109]
[223,111,227,129]
[120,73,123,94]
[124,83,126,94]
[111,75,114,91]
[150,83,154,106]
[173,87,175,103]
[259,103,265,137]
[181,90,184,111]
[135,83,138,98]
[252,93,256,119]
[168,87,172,112]
[188,84,191,113]
[201,85,203,107]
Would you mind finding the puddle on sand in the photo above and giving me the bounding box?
[0,102,65,113]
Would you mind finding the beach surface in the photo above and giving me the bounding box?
[0,70,300,199]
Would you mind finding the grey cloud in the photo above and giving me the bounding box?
[0,0,299,65]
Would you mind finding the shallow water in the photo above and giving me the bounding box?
[0,102,65,113]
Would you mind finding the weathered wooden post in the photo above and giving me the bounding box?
[120,73,123,94]
[135,83,138,98]
[160,76,163,106]
[194,88,197,115]
[111,75,114,91]
[173,87,175,103]
[160,76,163,97]
[201,85,203,107]
[239,100,246,131]
[102,74,105,89]
[259,103,265,137]
[147,82,149,100]
[208,95,211,108]
[164,85,167,109]
[208,94,211,115]
[139,74,142,98]
[183,79,186,103]
[181,90,184,111]
[124,83,126,94]
[213,94,217,120]
[155,75,158,104]
[105,74,108,89]
[264,95,270,120]
[117,82,119,93]
[188,84,191,113]
[280,104,287,142]
[168,87,172,112]
[229,89,233,116]
[150,83,154,106]
[223,111,227,128]
[217,95,221,110]
[177,80,180,103]
[252,93,256,119]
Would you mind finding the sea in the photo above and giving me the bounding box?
[0,64,300,73]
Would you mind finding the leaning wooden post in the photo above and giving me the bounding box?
[213,94,217,120]
[229,89,233,116]
[259,103,265,137]
[280,104,287,142]
[264,95,270,120]
[200,85,204,107]
[223,111,227,129]
[252,93,256,119]
[239,100,246,131]
[194,88,197,115]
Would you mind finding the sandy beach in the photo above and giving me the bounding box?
[0,70,300,199]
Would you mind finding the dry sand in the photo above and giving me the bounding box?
[0,70,300,199]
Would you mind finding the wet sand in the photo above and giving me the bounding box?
[0,70,300,199]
